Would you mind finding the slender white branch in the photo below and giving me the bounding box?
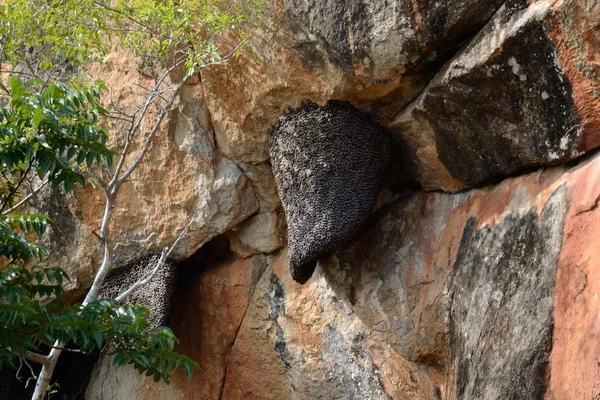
[115,74,190,187]
[115,217,194,302]
[82,192,114,305]
[198,41,245,70]
[2,180,49,215]
[108,57,185,189]
[31,340,62,400]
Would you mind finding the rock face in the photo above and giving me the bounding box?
[87,150,600,399]
[269,102,392,283]
[26,0,600,398]
[200,0,506,164]
[34,59,260,295]
[449,190,565,399]
[391,0,600,191]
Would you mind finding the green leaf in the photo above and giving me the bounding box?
[92,330,103,349]
[32,107,44,130]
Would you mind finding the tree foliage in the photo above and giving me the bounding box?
[0,79,111,264]
[0,267,195,383]
[0,0,261,395]
[0,80,197,386]
[0,0,259,86]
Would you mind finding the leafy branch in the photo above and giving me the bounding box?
[0,0,262,398]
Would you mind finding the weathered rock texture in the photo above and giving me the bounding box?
[200,0,506,165]
[87,148,600,399]
[33,55,260,295]
[391,0,600,191]
[269,102,392,283]
[86,240,268,399]
[25,0,600,398]
[39,0,600,291]
[449,189,565,399]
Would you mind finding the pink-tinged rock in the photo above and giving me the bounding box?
[86,252,266,399]
[215,152,600,399]
[85,149,600,399]
[547,157,600,399]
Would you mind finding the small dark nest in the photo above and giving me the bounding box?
[99,255,178,328]
[269,101,392,284]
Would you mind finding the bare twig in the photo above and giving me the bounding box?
[2,179,49,215]
[16,357,38,388]
[115,217,194,302]
[115,75,190,186]
[198,41,245,70]
[50,346,106,355]
[82,195,113,304]
[107,59,183,189]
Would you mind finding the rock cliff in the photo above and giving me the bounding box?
[26,0,600,399]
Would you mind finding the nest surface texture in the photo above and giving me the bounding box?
[99,255,177,328]
[269,102,392,284]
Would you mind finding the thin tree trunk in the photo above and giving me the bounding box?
[31,341,61,400]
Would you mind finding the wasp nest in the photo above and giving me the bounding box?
[269,102,392,284]
[99,255,177,328]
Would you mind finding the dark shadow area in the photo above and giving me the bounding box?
[0,343,97,400]
[176,234,233,291]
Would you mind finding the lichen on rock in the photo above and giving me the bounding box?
[269,101,392,283]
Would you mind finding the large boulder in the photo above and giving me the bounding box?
[199,0,508,209]
[391,0,600,191]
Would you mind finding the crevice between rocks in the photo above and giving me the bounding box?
[388,0,508,124]
[217,257,269,400]
[454,139,600,195]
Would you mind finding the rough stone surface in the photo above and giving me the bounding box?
[200,0,505,165]
[20,0,600,398]
[217,152,585,400]
[449,189,566,399]
[86,146,600,399]
[86,247,267,400]
[391,0,600,191]
[269,102,392,283]
[229,211,283,257]
[33,53,260,295]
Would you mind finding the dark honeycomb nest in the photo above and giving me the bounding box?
[269,101,392,284]
[99,255,177,328]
